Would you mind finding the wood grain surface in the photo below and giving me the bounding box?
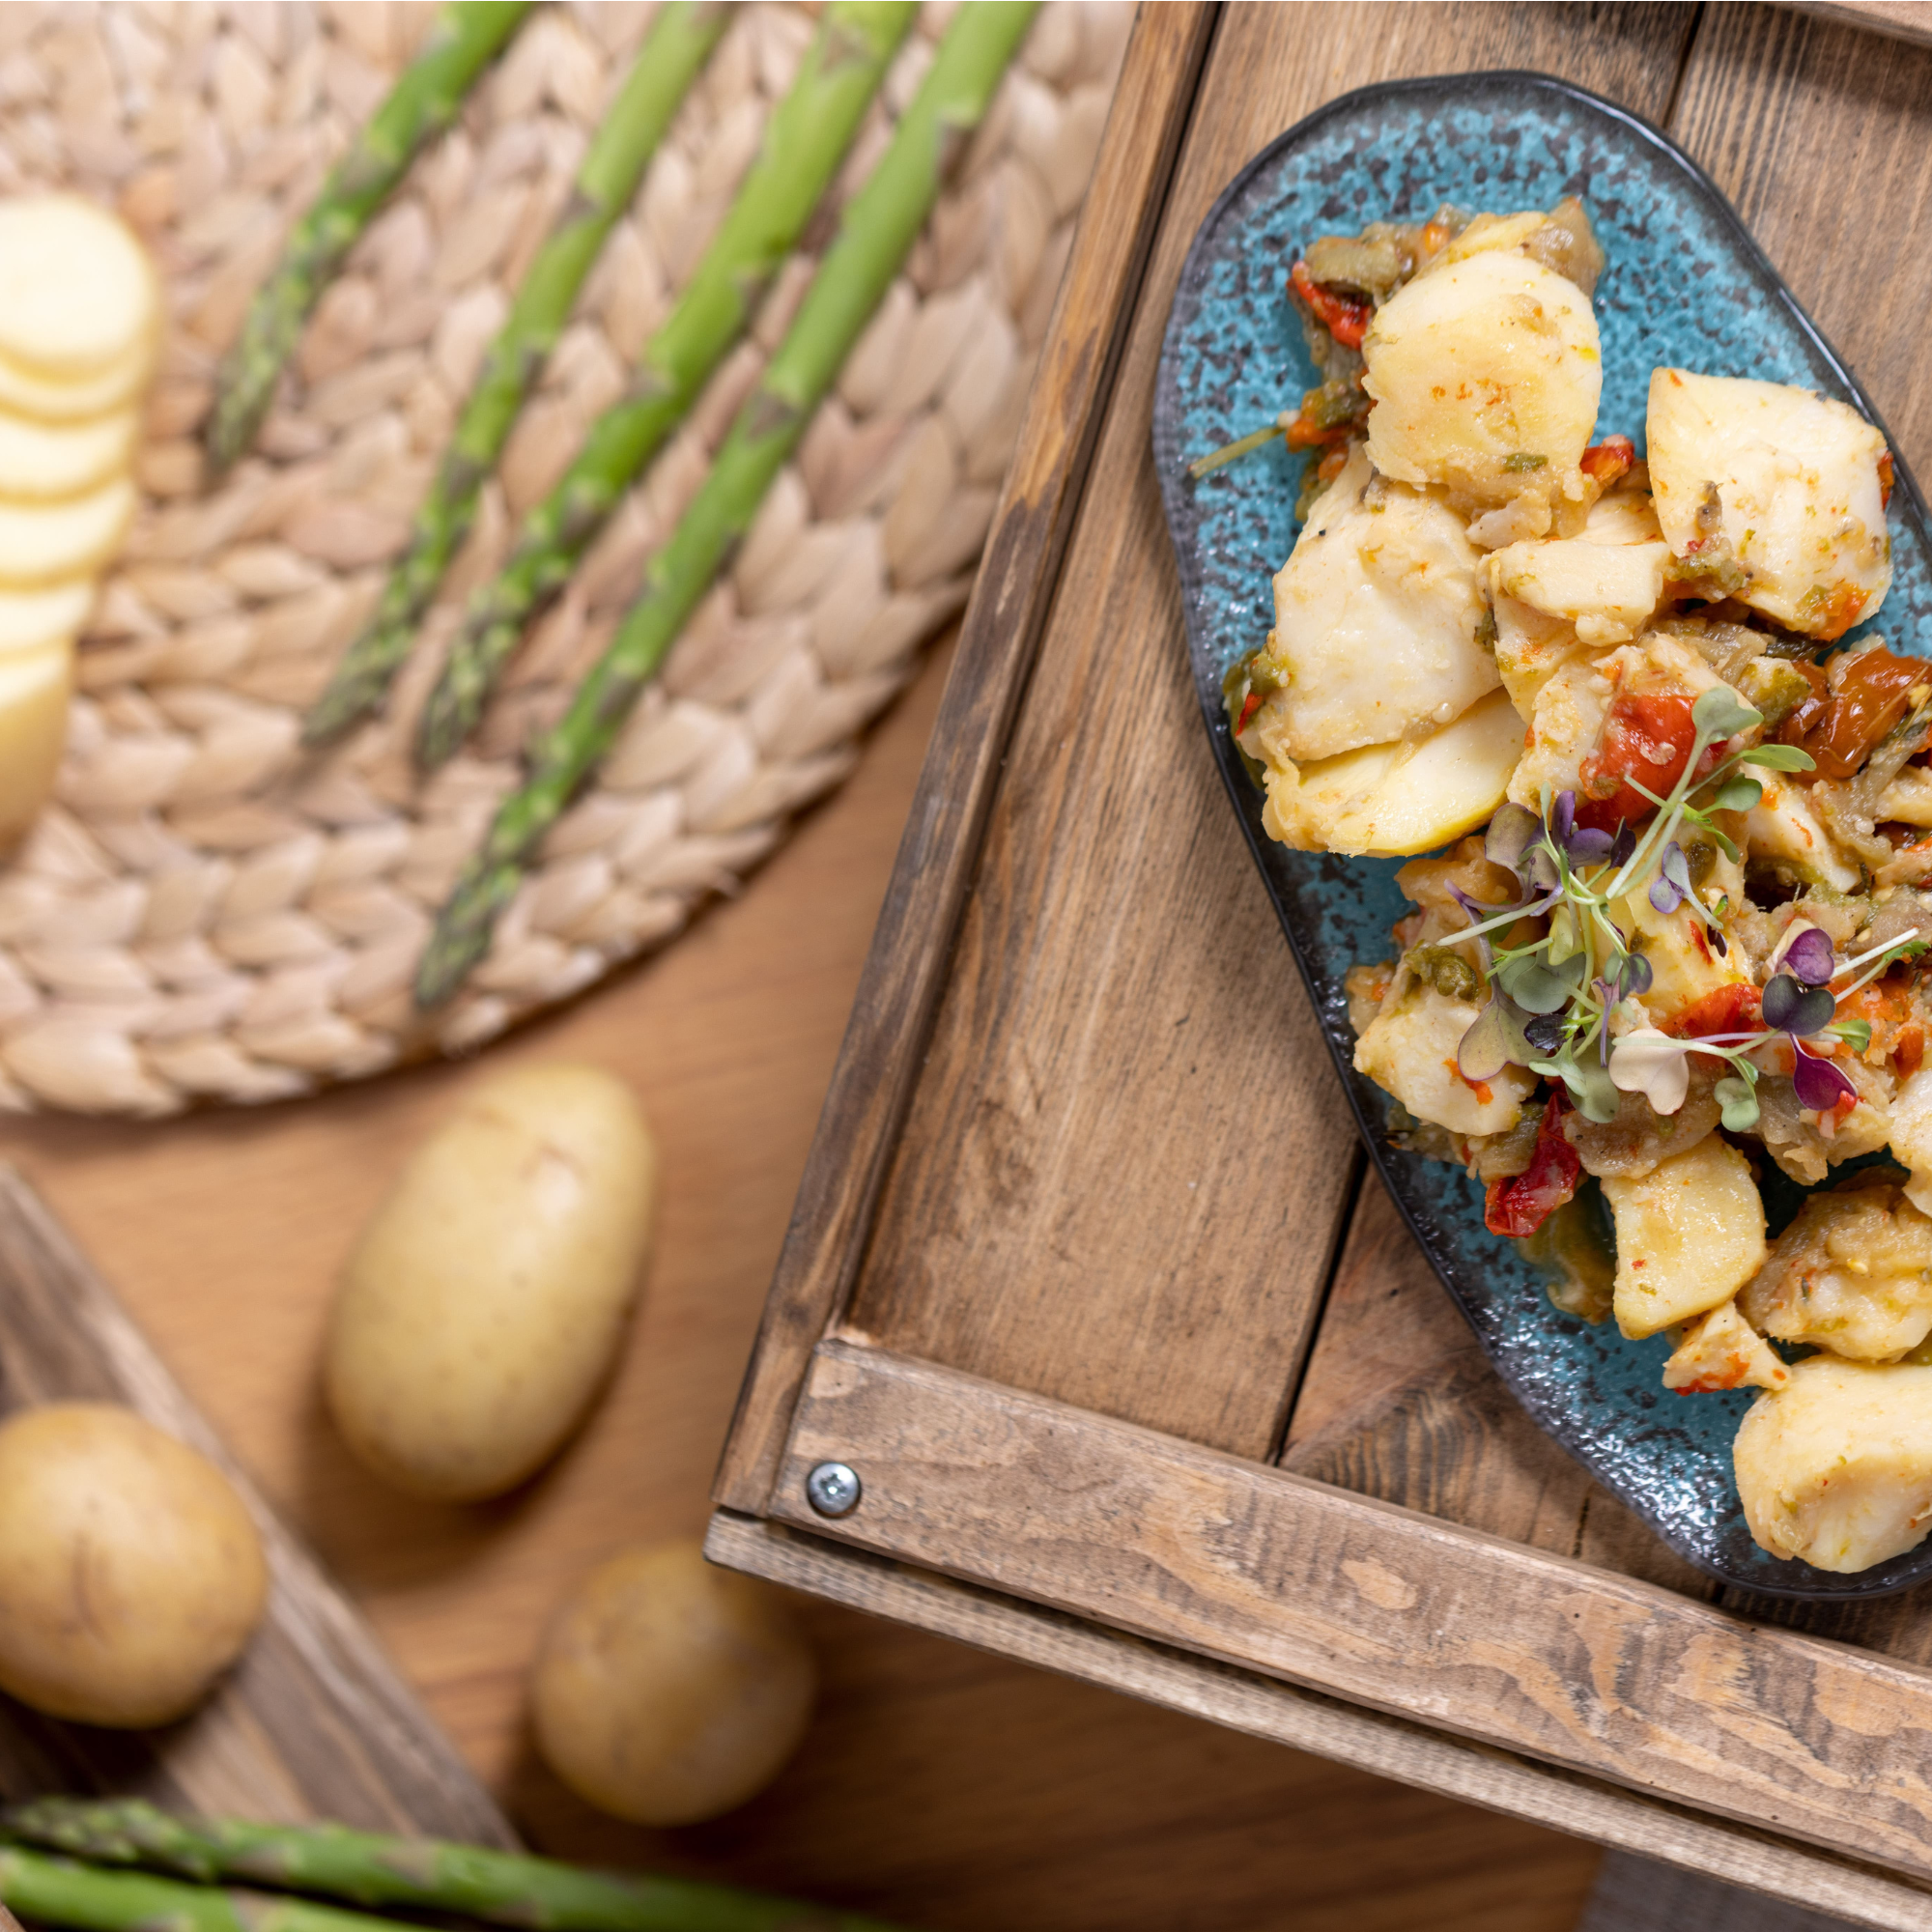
[840,0,1698,1462]
[716,0,1218,1515]
[0,1172,512,1845]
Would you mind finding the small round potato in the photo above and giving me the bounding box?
[0,1404,268,1726]
[531,1540,815,1826]
[325,1063,656,1501]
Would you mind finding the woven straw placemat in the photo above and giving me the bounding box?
[0,0,1128,1115]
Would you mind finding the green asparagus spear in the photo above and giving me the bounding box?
[0,1845,425,1932]
[417,0,1040,1007]
[206,1,534,474]
[302,3,731,748]
[0,1807,910,1932]
[413,0,919,772]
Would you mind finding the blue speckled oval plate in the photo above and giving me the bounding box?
[1152,72,1932,1599]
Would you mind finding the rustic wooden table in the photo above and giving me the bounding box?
[0,629,1601,1930]
[14,3,1930,1927]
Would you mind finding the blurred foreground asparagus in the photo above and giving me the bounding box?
[205,1,534,473]
[0,1806,908,1932]
[302,2,732,746]
[413,0,918,771]
[417,0,1041,1007]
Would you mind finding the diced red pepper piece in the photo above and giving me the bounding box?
[1236,690,1262,734]
[1484,1094,1581,1239]
[1576,692,1714,833]
[1580,435,1635,486]
[1880,450,1895,511]
[1665,981,1762,1040]
[1779,643,1929,780]
[1290,259,1372,350]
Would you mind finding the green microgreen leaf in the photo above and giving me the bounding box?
[1831,1017,1874,1053]
[1691,685,1763,739]
[1711,776,1763,812]
[1739,743,1817,772]
[1714,1071,1760,1132]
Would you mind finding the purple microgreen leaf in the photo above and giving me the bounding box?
[1525,845,1561,893]
[1566,825,1615,865]
[1791,1047,1857,1114]
[1762,973,1834,1036]
[1661,842,1692,895]
[1613,951,1653,999]
[1550,790,1577,847]
[1649,873,1685,914]
[1522,1013,1565,1055]
[1609,824,1637,867]
[1784,925,1836,987]
[1484,802,1541,877]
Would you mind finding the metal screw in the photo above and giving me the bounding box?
[806,1461,862,1518]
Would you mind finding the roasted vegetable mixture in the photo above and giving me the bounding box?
[1224,197,1932,1574]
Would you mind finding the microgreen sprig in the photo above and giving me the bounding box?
[1446,682,1820,1123]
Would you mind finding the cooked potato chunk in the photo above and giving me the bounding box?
[1579,487,1663,546]
[1262,688,1521,857]
[1878,766,1932,828]
[1507,631,1718,813]
[1738,1182,1932,1361]
[1734,1357,1932,1570]
[1889,1066,1932,1218]
[1363,250,1602,508]
[1487,537,1671,647]
[1646,369,1890,639]
[1492,595,1583,719]
[0,197,159,379]
[1662,1298,1790,1393]
[0,640,71,846]
[1743,779,1861,894]
[1602,1135,1767,1339]
[0,476,134,586]
[1264,444,1494,762]
[1353,978,1535,1136]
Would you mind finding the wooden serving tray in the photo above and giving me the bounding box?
[0,1164,510,1840]
[713,5,1932,1926]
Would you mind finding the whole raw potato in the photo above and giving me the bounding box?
[325,1063,656,1501]
[532,1540,816,1825]
[0,1404,268,1726]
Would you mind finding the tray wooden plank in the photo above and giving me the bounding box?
[773,1339,1932,1888]
[710,1512,1932,1932]
[0,1165,512,1840]
[842,0,1701,1460]
[715,0,1218,1515]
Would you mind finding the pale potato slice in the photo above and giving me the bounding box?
[1363,249,1602,508]
[1602,1134,1766,1339]
[0,580,93,656]
[0,407,136,501]
[1646,369,1890,639]
[0,330,155,424]
[1487,537,1671,647]
[1492,594,1584,719]
[1578,489,1663,546]
[1888,1065,1932,1219]
[1662,1299,1789,1394]
[0,196,157,378]
[1734,1357,1932,1571]
[1878,766,1932,829]
[1740,1182,1932,1361]
[1263,443,1493,763]
[1743,778,1861,893]
[0,476,135,586]
[1352,980,1536,1137]
[1324,688,1522,855]
[1260,739,1401,852]
[0,640,71,846]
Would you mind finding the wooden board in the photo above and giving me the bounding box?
[0,1166,511,1842]
[714,0,1932,1911]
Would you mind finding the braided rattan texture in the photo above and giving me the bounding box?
[0,0,1128,1114]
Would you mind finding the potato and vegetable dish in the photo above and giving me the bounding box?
[1228,197,1932,1574]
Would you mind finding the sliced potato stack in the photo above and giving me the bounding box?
[0,195,157,846]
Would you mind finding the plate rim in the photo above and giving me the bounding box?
[1151,67,1932,1601]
